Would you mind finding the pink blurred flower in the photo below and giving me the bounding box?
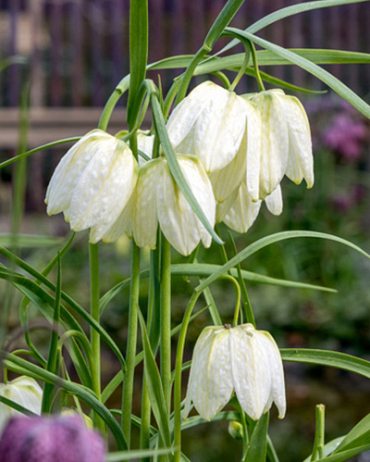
[0,414,105,462]
[323,114,367,160]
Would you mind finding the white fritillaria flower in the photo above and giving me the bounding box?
[0,376,42,435]
[45,129,138,243]
[184,324,286,421]
[167,81,261,181]
[243,89,314,201]
[103,155,216,256]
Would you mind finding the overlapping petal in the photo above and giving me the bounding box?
[167,81,257,173]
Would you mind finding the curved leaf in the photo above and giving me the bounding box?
[196,230,369,292]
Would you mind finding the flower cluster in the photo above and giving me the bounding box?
[46,81,313,254]
[184,323,286,421]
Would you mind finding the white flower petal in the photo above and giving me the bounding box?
[230,324,272,420]
[223,182,261,233]
[168,82,249,172]
[157,156,215,256]
[265,184,283,216]
[68,141,137,232]
[184,326,233,421]
[45,130,107,215]
[137,131,155,165]
[280,95,314,188]
[132,159,163,249]
[245,91,289,200]
[258,332,286,419]
[0,377,42,435]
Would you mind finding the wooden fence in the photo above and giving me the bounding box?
[1,0,370,109]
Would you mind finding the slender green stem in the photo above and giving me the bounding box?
[160,236,172,414]
[140,377,151,462]
[98,75,130,131]
[311,404,325,461]
[174,292,202,462]
[249,40,265,91]
[122,241,141,447]
[228,48,250,92]
[228,232,256,327]
[89,242,104,431]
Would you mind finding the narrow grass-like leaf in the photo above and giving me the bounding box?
[41,255,62,413]
[281,349,370,379]
[216,0,370,56]
[3,353,127,449]
[150,93,222,245]
[0,235,63,248]
[172,263,336,293]
[0,137,80,170]
[127,0,148,127]
[303,437,344,462]
[225,28,370,118]
[107,447,175,461]
[0,396,38,416]
[333,413,370,453]
[196,231,369,293]
[138,310,172,456]
[315,445,370,462]
[245,412,269,462]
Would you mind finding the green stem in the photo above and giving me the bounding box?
[98,76,130,131]
[174,292,202,462]
[311,404,325,461]
[160,235,172,414]
[122,241,141,447]
[228,48,250,92]
[89,242,104,431]
[249,39,265,91]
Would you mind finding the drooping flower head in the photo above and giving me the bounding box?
[184,324,286,421]
[243,89,314,201]
[45,129,138,243]
[167,81,262,203]
[0,414,105,462]
[102,155,216,256]
[0,376,42,436]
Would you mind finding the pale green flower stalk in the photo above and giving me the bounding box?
[184,324,286,421]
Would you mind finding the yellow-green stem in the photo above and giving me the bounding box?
[122,241,141,447]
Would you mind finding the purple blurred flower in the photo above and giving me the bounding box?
[323,114,367,160]
[0,414,105,462]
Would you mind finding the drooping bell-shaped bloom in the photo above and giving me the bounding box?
[0,414,105,462]
[45,129,138,243]
[243,89,314,201]
[0,376,42,436]
[218,182,283,234]
[167,81,261,180]
[184,324,286,421]
[103,155,216,257]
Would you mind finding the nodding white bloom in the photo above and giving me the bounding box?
[184,324,286,422]
[45,129,138,243]
[103,155,216,257]
[0,376,42,435]
[167,81,261,178]
[243,89,313,201]
[218,183,283,234]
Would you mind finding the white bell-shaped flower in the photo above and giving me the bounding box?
[243,89,313,201]
[167,81,261,178]
[0,376,42,435]
[103,155,216,256]
[184,324,286,421]
[45,129,138,243]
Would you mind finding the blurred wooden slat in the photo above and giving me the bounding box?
[0,108,135,149]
